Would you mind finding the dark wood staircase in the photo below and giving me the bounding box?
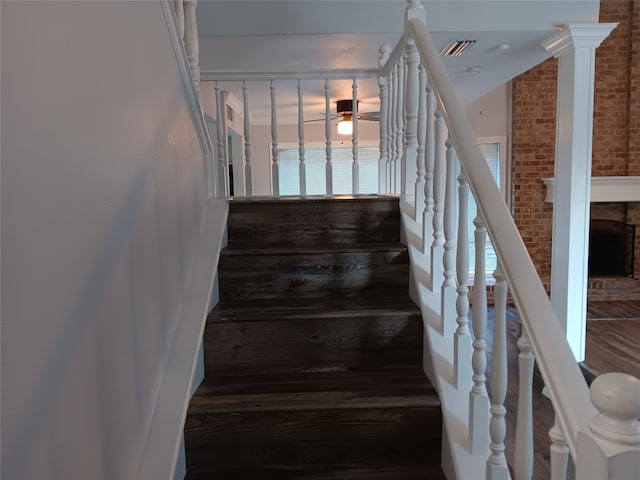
[184,196,444,479]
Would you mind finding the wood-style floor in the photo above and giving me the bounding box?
[493,299,640,480]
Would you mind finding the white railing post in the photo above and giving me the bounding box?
[514,327,534,480]
[402,38,419,200]
[576,372,640,480]
[549,418,569,480]
[441,136,457,337]
[469,213,489,454]
[270,80,279,196]
[173,0,185,41]
[487,261,509,480]
[298,79,306,196]
[183,0,200,94]
[395,55,405,194]
[415,64,427,216]
[430,111,445,253]
[422,79,435,247]
[352,78,359,194]
[454,171,472,390]
[390,63,398,194]
[324,79,333,195]
[215,82,228,196]
[378,46,391,194]
[242,81,252,197]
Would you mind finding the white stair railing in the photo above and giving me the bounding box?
[202,72,381,198]
[382,1,640,479]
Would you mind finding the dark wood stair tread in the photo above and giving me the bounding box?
[209,296,420,323]
[186,465,446,479]
[191,366,439,411]
[220,243,408,256]
[185,197,443,478]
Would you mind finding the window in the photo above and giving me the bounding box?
[465,138,507,275]
[278,146,379,196]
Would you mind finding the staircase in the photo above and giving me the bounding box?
[184,196,444,479]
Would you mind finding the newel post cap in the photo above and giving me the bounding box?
[589,372,640,445]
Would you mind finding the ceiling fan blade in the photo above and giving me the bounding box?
[358,112,380,122]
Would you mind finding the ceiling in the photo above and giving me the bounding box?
[196,0,601,124]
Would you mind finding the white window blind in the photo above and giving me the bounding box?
[278,146,379,196]
[466,141,501,274]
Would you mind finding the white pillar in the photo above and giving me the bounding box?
[541,23,616,362]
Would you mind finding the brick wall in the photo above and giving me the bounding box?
[511,0,640,300]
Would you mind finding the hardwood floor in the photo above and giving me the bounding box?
[491,299,640,480]
[585,300,640,379]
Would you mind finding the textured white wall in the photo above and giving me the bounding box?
[1,2,211,479]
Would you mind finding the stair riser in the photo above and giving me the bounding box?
[219,250,409,301]
[185,407,442,473]
[204,315,423,375]
[228,199,400,246]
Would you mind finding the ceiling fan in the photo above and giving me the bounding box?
[306,99,380,135]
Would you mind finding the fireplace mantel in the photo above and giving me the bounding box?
[542,176,640,203]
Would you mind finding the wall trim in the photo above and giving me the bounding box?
[201,68,379,81]
[137,202,229,480]
[160,0,216,199]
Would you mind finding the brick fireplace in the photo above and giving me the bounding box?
[512,0,640,302]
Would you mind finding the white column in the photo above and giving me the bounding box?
[541,23,616,362]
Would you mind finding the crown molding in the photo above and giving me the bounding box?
[541,23,618,57]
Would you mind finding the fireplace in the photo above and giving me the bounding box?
[588,220,636,277]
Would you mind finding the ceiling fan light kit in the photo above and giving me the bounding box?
[337,118,353,135]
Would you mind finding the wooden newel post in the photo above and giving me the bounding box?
[576,373,640,480]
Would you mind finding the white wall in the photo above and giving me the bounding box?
[1,2,217,479]
[464,82,511,138]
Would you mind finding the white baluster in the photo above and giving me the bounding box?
[352,78,359,195]
[487,262,509,480]
[454,171,472,389]
[297,79,306,196]
[402,39,419,198]
[183,0,200,94]
[389,64,397,194]
[174,0,185,42]
[242,81,252,197]
[469,213,489,454]
[378,45,391,194]
[324,79,333,196]
[270,80,279,196]
[514,327,534,480]
[422,79,436,247]
[214,81,228,196]
[549,418,569,480]
[440,136,458,337]
[395,55,405,194]
[415,64,426,215]
[443,137,457,286]
[431,111,445,250]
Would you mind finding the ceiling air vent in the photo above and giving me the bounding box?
[440,39,477,57]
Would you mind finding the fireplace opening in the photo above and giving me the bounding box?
[588,220,635,277]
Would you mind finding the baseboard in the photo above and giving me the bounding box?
[137,201,228,480]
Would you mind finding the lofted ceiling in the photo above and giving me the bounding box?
[196,0,600,124]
